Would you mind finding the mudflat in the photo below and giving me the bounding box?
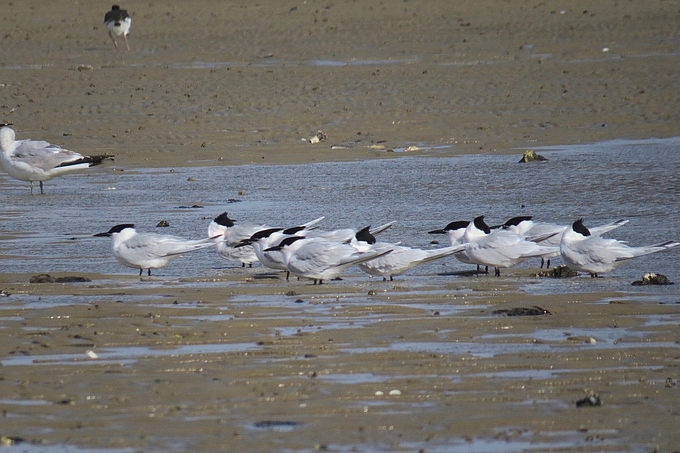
[1,0,678,167]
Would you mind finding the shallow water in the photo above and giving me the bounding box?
[1,137,679,282]
[1,139,680,452]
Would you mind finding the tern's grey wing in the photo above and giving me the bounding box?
[525,223,566,246]
[370,221,397,236]
[567,236,625,267]
[358,245,422,274]
[223,224,270,246]
[469,241,518,264]
[288,241,337,274]
[307,229,355,243]
[117,235,169,263]
[476,232,526,260]
[589,219,629,237]
[129,234,212,258]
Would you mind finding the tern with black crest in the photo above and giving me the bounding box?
[560,218,679,277]
[208,212,271,268]
[265,235,392,284]
[95,224,222,276]
[463,216,559,276]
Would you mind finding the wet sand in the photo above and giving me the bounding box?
[1,1,680,451]
[1,270,679,452]
[1,0,679,167]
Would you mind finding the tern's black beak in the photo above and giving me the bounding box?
[234,239,253,248]
[264,235,304,252]
[94,223,135,237]
[428,221,470,235]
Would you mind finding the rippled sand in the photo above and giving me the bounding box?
[1,269,679,452]
[1,0,678,167]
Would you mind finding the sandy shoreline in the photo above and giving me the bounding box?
[1,0,678,168]
[1,267,679,451]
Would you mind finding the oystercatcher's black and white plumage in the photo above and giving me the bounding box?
[104,5,131,51]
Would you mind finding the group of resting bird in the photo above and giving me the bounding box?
[93,212,679,283]
[1,124,677,282]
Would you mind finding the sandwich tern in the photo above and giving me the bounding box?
[239,222,374,277]
[560,218,679,277]
[496,216,564,268]
[235,216,326,277]
[265,235,393,284]
[428,220,486,272]
[0,125,114,194]
[305,220,396,243]
[104,5,131,51]
[464,216,560,276]
[95,224,221,276]
[359,242,466,281]
[208,212,271,267]
[500,216,631,268]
